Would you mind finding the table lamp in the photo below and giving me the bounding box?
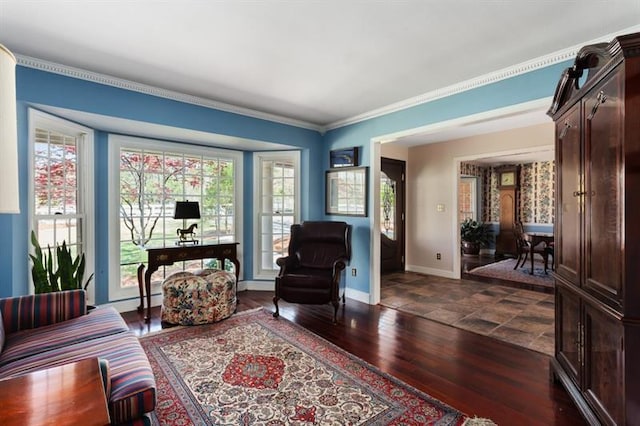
[174,201,200,245]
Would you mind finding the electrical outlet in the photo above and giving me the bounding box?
[351,268,357,276]
[436,253,441,260]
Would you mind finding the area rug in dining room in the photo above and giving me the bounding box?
[140,308,494,425]
[468,258,554,289]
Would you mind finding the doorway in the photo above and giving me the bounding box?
[380,157,406,274]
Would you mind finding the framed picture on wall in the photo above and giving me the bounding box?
[329,147,359,168]
[325,166,368,216]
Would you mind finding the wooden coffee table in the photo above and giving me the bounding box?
[0,357,110,426]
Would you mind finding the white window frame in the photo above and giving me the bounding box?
[28,109,95,303]
[253,151,300,280]
[108,135,244,301]
[459,176,478,222]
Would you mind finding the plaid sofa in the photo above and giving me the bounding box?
[0,290,156,425]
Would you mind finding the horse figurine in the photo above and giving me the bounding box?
[177,223,198,243]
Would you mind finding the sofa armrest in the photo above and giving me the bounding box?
[0,289,87,334]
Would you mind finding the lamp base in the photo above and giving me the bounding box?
[176,223,198,245]
[175,239,199,246]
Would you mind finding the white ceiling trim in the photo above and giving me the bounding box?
[15,24,639,135]
[325,24,640,131]
[324,52,570,131]
[16,54,323,133]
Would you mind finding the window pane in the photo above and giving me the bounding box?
[118,147,238,287]
[257,155,297,275]
[33,129,79,218]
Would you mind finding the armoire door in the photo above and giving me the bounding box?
[583,73,624,310]
[556,285,581,386]
[583,303,624,425]
[556,102,582,287]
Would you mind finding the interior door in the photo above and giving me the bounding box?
[380,157,406,273]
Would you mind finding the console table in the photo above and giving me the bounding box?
[137,242,240,322]
[0,358,110,426]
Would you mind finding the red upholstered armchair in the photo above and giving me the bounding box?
[273,221,351,323]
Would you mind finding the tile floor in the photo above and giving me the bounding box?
[380,271,555,355]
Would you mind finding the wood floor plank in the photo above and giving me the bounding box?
[121,290,586,425]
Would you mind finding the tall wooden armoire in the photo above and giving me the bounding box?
[547,33,640,425]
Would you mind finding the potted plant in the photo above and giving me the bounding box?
[460,218,493,256]
[29,231,94,294]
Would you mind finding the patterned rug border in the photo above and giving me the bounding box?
[139,308,496,425]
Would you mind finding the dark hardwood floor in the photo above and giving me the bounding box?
[121,290,586,425]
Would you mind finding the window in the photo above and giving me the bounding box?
[458,176,478,222]
[254,151,300,279]
[29,109,95,300]
[380,171,395,239]
[109,135,243,300]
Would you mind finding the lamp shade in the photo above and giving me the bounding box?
[174,201,200,219]
[0,43,19,214]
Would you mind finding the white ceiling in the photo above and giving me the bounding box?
[1,0,639,134]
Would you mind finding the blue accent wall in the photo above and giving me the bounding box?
[1,66,322,300]
[1,60,570,301]
[323,61,570,294]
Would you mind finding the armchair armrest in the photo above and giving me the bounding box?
[276,255,299,276]
[332,258,348,277]
[0,289,87,334]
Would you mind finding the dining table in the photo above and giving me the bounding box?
[523,232,554,275]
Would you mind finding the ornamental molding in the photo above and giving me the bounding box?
[325,25,640,131]
[15,25,640,134]
[325,47,577,131]
[16,55,323,132]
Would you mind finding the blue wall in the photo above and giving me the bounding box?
[1,60,571,301]
[323,61,570,294]
[0,66,323,300]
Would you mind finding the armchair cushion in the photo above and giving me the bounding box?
[279,267,333,286]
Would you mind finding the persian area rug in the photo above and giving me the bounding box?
[140,308,494,425]
[468,258,554,289]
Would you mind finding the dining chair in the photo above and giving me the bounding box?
[513,221,549,272]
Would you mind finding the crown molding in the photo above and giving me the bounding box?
[324,51,572,131]
[16,55,323,133]
[15,24,640,135]
[325,25,640,131]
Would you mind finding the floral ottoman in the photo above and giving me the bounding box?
[161,269,237,325]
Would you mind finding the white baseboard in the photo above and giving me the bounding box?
[344,287,370,304]
[240,280,274,291]
[406,264,457,279]
[103,281,370,313]
[103,294,163,313]
[103,281,272,313]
